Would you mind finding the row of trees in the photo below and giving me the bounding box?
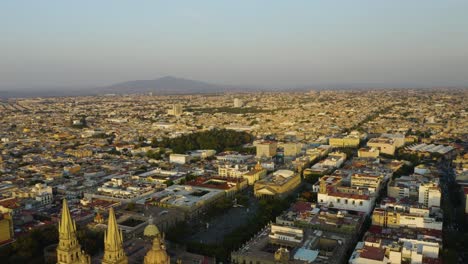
[152,129,254,154]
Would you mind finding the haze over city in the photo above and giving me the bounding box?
[0,2,467,264]
[1,0,468,91]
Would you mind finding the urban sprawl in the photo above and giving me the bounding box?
[0,89,467,264]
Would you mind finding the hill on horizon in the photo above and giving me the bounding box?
[99,76,244,94]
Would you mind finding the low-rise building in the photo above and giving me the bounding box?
[329,133,361,148]
[367,138,396,156]
[269,224,304,246]
[218,164,249,178]
[317,190,374,215]
[242,162,267,185]
[185,176,248,198]
[169,154,191,164]
[351,173,384,194]
[149,185,224,218]
[231,224,350,264]
[12,183,53,206]
[371,206,443,231]
[358,147,380,158]
[254,170,301,199]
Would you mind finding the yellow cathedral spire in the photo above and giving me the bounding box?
[102,207,128,264]
[56,199,91,264]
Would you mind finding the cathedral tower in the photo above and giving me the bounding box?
[56,199,91,264]
[102,207,128,264]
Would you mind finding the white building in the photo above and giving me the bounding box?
[216,152,253,163]
[233,98,243,108]
[418,182,441,208]
[189,149,216,159]
[218,164,249,178]
[31,183,53,205]
[269,224,303,245]
[169,154,191,164]
[349,238,441,264]
[317,192,374,215]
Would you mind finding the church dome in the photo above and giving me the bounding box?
[144,237,170,264]
[144,215,160,237]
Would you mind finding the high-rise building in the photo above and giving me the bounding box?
[256,141,277,158]
[233,98,243,108]
[418,182,441,208]
[283,142,303,157]
[56,199,91,264]
[167,104,183,116]
[102,207,128,264]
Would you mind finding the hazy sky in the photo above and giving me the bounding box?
[1,0,468,89]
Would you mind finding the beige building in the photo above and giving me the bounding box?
[329,136,360,148]
[351,173,383,193]
[372,207,442,230]
[254,170,301,198]
[283,142,303,157]
[357,147,380,158]
[242,163,267,185]
[167,104,182,116]
[256,141,278,158]
[218,164,249,178]
[367,138,396,156]
[329,131,363,148]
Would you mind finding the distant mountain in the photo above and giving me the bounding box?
[100,76,241,94]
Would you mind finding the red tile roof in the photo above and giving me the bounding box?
[360,246,385,261]
[422,257,442,264]
[292,201,312,213]
[0,198,20,209]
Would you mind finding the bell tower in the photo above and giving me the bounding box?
[56,199,91,264]
[102,207,128,264]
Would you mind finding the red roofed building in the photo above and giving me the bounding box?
[292,201,312,213]
[349,244,389,264]
[0,197,21,215]
[360,246,386,261]
[186,176,248,197]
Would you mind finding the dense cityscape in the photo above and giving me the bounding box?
[0,89,467,264]
[2,0,468,263]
